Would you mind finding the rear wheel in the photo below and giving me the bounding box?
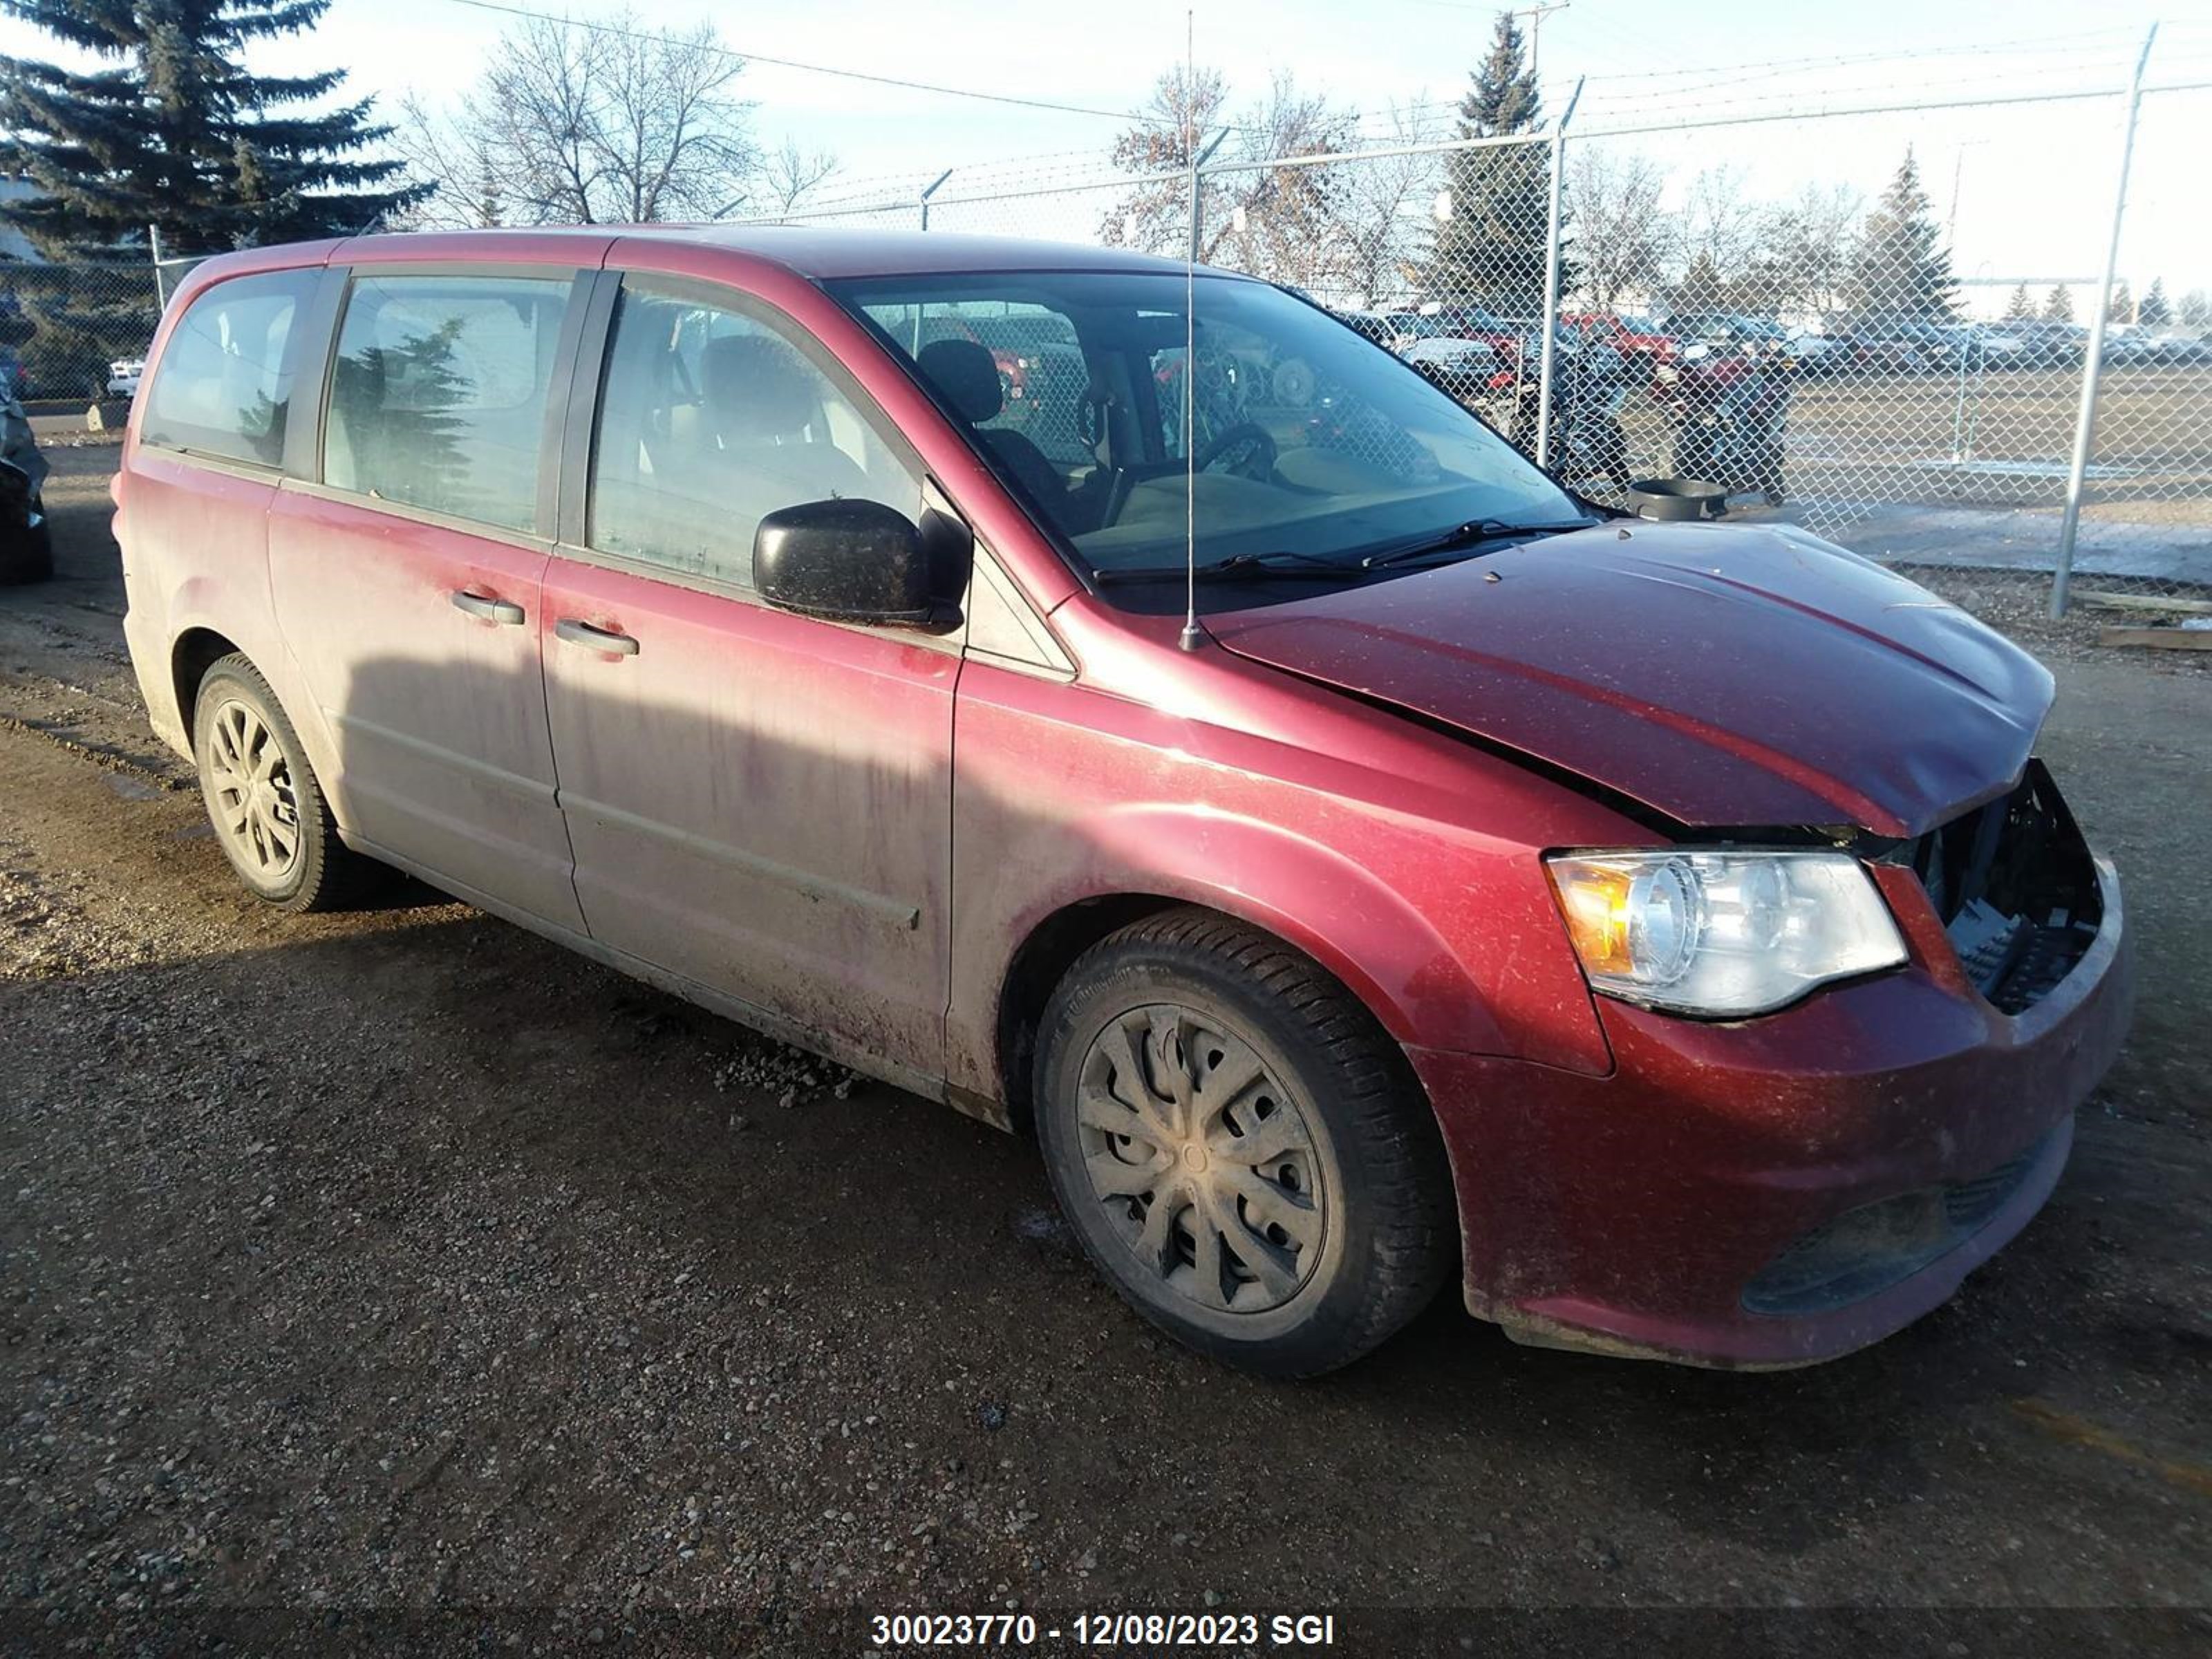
[191,655,372,912]
[1034,910,1454,1378]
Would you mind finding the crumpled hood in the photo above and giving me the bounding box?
[1206,522,2052,838]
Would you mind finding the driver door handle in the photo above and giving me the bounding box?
[450,590,525,626]
[555,617,640,656]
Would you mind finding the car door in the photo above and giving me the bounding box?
[539,270,957,1083]
[268,263,597,930]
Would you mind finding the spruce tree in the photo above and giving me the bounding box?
[2138,278,2169,329]
[1843,148,1956,324]
[2105,279,2135,326]
[2003,283,2035,322]
[0,0,422,259]
[1425,12,1559,316]
[2043,285,2074,323]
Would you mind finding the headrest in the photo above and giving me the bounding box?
[702,331,816,438]
[917,337,1002,424]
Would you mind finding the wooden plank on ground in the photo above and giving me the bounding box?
[2098,625,2212,651]
[2076,590,2212,616]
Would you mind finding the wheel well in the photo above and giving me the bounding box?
[997,894,1188,1131]
[171,628,241,732]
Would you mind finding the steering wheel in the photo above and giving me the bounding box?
[1194,422,1277,478]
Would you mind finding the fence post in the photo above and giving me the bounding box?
[149,223,167,310]
[1533,77,1584,469]
[917,169,953,232]
[2052,24,2157,618]
[1187,129,1230,264]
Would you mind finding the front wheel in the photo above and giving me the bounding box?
[1034,910,1455,1378]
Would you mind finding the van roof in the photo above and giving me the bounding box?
[221,224,1227,283]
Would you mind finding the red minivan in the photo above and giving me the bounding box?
[114,228,2131,1376]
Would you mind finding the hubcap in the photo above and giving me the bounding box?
[1074,1005,1324,1314]
[203,698,302,883]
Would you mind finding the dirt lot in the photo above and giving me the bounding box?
[3,440,2209,1652]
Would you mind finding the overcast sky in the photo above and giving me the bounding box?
[4,0,2209,312]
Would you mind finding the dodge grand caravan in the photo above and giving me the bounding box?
[114,228,2132,1376]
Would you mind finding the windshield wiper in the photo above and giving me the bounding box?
[1092,550,1361,586]
[1360,517,1596,570]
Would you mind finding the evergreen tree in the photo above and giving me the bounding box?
[0,0,422,259]
[1843,148,1956,324]
[2138,278,2169,328]
[2043,285,2074,323]
[2106,279,2135,326]
[2003,283,2036,322]
[1424,12,1559,315]
[2179,289,2211,330]
[1671,251,1727,312]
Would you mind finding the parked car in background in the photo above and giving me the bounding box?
[108,355,147,399]
[2138,331,2212,365]
[2009,321,2089,371]
[1332,308,1399,350]
[1402,332,1501,398]
[116,228,2131,1378]
[1661,312,1803,370]
[1969,324,2029,368]
[1559,312,1678,376]
[1783,329,1851,374]
[0,386,52,583]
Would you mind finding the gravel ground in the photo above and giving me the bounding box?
[2,440,2208,1654]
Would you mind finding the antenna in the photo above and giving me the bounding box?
[1177,7,1214,653]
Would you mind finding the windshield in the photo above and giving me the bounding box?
[828,271,1575,587]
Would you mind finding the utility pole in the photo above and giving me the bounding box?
[1513,1,1571,81]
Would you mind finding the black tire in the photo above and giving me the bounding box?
[1034,908,1455,1378]
[191,653,374,912]
[0,509,52,585]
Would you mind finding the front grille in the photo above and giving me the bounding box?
[1742,1123,2062,1318]
[1902,760,2099,1015]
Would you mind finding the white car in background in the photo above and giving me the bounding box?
[106,357,146,398]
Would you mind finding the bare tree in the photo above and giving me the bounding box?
[1100,65,1358,292]
[1210,73,1361,290]
[589,17,758,222]
[1098,64,1229,254]
[1565,147,1670,311]
[399,9,760,226]
[1675,165,1763,294]
[1309,98,1443,305]
[388,93,506,230]
[752,138,841,218]
[1735,183,1862,319]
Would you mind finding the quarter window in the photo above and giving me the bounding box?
[140,270,319,467]
[588,285,921,589]
[324,274,572,532]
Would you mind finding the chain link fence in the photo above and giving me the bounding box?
[0,261,162,403]
[743,73,2211,615]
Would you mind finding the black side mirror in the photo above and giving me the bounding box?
[753,498,939,628]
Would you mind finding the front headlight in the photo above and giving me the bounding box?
[1544,850,1907,1017]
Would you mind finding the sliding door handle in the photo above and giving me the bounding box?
[450,590,525,626]
[555,617,640,656]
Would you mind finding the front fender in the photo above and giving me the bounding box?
[942,668,1619,1110]
[1040,800,1506,1056]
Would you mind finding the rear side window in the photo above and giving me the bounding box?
[141,270,319,467]
[325,273,572,533]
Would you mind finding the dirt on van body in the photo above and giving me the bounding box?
[2,440,2209,1651]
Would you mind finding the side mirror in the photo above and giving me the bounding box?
[754,498,940,628]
